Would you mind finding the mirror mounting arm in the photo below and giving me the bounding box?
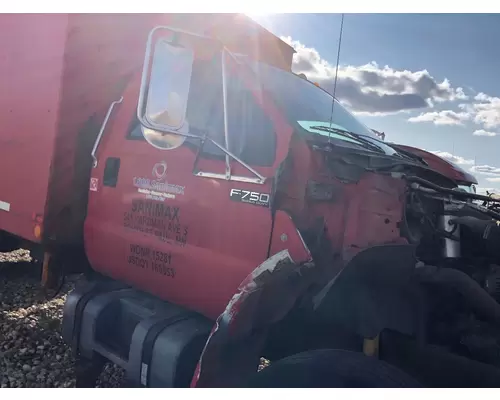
[191,133,208,176]
[193,138,266,184]
[136,118,266,184]
[137,25,267,185]
[221,49,231,180]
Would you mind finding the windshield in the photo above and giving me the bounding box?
[458,184,476,194]
[249,61,400,156]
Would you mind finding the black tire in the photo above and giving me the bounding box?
[246,349,422,388]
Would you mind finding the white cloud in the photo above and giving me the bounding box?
[407,95,500,133]
[473,129,498,137]
[465,93,500,130]
[282,35,500,139]
[428,150,474,165]
[474,92,493,102]
[408,110,470,126]
[281,36,468,115]
[471,165,500,177]
[486,177,500,183]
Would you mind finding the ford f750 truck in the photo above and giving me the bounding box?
[3,13,500,388]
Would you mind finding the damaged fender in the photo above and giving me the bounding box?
[191,248,320,387]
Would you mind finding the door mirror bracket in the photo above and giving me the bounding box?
[137,25,266,185]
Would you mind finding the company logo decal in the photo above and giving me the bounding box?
[152,161,167,180]
[133,161,185,202]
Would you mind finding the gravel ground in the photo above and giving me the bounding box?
[0,250,124,388]
[0,249,270,388]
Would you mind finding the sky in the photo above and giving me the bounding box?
[249,13,500,195]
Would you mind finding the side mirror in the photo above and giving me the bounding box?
[137,32,195,151]
[145,39,193,131]
[137,27,221,149]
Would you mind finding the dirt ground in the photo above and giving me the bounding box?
[0,249,269,388]
[0,250,124,388]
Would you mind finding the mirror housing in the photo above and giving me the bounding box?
[145,40,193,131]
[137,26,222,142]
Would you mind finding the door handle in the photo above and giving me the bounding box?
[103,157,121,187]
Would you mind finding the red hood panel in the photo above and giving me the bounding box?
[392,144,478,185]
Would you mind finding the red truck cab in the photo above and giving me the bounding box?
[4,14,500,389]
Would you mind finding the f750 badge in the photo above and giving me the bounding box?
[230,189,270,207]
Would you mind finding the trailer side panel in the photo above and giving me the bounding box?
[0,14,68,243]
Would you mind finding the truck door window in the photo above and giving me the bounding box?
[185,57,226,157]
[130,54,277,167]
[226,70,276,167]
[186,57,276,166]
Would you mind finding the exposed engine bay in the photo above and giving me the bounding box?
[402,175,500,369]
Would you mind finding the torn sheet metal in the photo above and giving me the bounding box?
[191,250,318,387]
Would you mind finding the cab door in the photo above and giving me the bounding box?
[84,48,287,319]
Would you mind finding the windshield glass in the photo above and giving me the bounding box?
[458,184,476,194]
[249,61,400,156]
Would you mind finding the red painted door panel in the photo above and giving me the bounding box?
[84,71,282,319]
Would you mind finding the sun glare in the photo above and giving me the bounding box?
[244,12,273,18]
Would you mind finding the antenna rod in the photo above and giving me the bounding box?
[328,13,345,138]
